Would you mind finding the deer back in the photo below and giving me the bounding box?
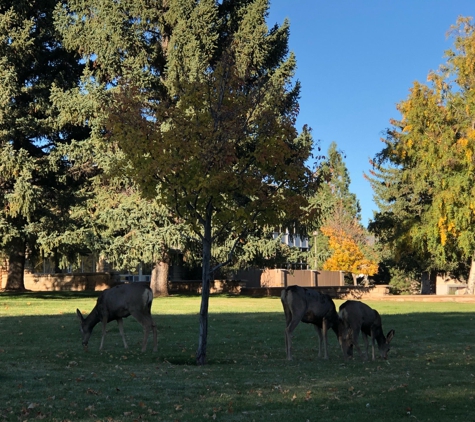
[283,285,338,328]
[339,300,377,330]
[339,300,395,359]
[99,283,152,321]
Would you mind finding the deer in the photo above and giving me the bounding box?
[76,283,158,352]
[338,300,395,361]
[281,285,340,360]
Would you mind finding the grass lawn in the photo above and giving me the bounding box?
[0,292,474,421]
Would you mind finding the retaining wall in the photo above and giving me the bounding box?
[1,272,115,291]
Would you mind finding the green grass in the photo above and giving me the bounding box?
[0,292,474,421]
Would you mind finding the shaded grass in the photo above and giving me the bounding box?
[0,293,474,421]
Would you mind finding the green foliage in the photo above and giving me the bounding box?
[54,0,316,260]
[368,17,475,282]
[388,267,420,295]
[54,0,317,362]
[304,142,378,276]
[0,1,90,286]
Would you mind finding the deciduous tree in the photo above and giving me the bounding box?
[55,0,316,364]
[307,142,363,270]
[321,204,378,284]
[368,17,475,293]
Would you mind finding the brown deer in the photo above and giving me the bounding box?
[281,285,339,360]
[338,300,395,361]
[76,283,158,352]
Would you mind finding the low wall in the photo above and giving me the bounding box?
[241,285,390,299]
[1,272,115,291]
[170,279,245,294]
[230,269,344,288]
[435,272,468,295]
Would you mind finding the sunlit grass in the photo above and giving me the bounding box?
[0,292,474,421]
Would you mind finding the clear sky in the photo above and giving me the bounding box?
[267,0,474,226]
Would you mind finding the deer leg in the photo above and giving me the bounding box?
[284,318,300,360]
[131,311,157,352]
[141,323,150,352]
[360,331,369,360]
[313,325,324,358]
[323,320,329,359]
[370,333,376,361]
[100,317,108,350]
[351,330,365,360]
[117,318,128,349]
[140,317,156,352]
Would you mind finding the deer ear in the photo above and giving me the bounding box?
[386,329,395,343]
[76,309,84,322]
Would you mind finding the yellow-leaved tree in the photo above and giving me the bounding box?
[321,205,379,285]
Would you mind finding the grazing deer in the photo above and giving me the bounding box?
[338,300,395,361]
[76,283,158,352]
[281,285,339,360]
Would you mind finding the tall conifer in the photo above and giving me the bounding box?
[0,1,88,290]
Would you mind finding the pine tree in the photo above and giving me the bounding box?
[0,1,89,290]
[83,167,184,297]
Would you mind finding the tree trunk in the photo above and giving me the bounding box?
[96,255,107,272]
[352,273,358,286]
[467,254,475,295]
[151,260,169,297]
[420,271,431,294]
[196,216,212,366]
[53,248,61,273]
[4,238,27,291]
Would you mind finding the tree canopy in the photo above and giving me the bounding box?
[368,16,475,293]
[0,0,90,290]
[54,0,316,364]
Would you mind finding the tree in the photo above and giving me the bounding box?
[320,204,378,284]
[307,142,363,270]
[55,0,315,364]
[368,17,475,293]
[0,1,89,290]
[84,171,184,297]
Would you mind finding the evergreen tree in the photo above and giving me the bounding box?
[0,1,89,290]
[55,0,315,364]
[83,163,185,297]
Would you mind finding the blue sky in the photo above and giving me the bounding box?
[267,0,474,226]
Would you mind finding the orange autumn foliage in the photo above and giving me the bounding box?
[320,225,378,276]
